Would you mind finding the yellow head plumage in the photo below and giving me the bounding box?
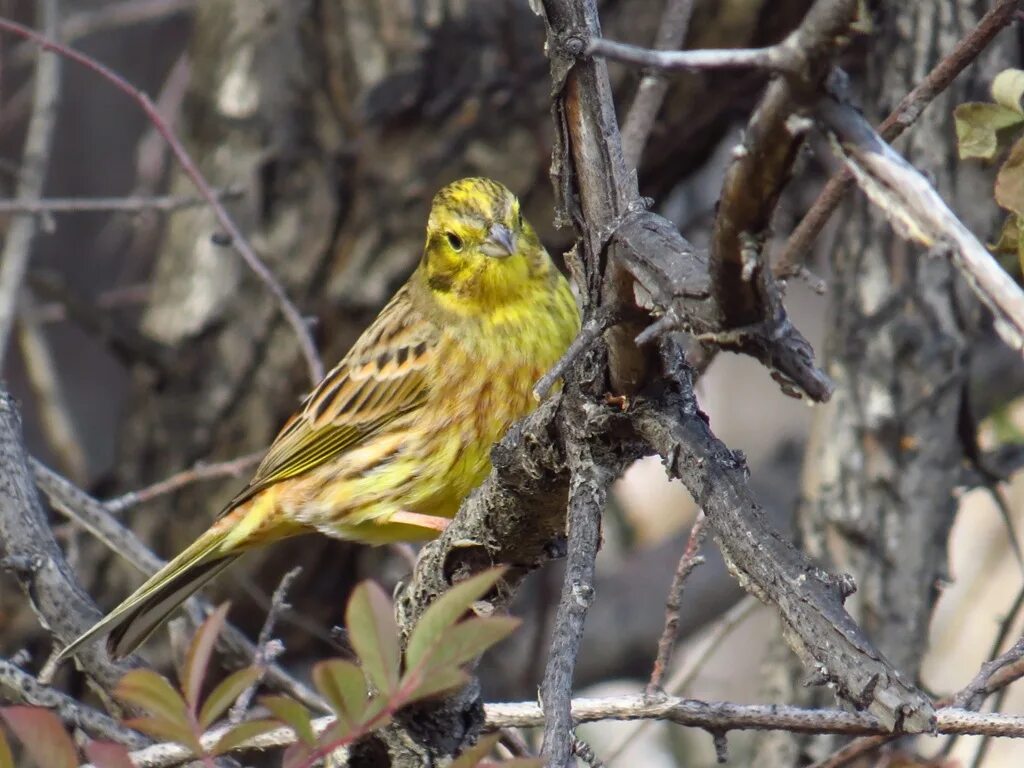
[419,177,550,314]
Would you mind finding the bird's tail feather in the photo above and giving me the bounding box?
[56,526,240,663]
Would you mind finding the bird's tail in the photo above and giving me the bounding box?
[56,523,241,663]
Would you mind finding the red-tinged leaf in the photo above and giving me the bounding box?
[403,666,469,705]
[345,581,400,695]
[82,741,135,768]
[450,733,501,768]
[198,667,260,729]
[954,102,1024,159]
[0,726,12,768]
[312,659,369,729]
[123,716,200,754]
[406,569,506,671]
[0,707,78,768]
[114,670,190,729]
[415,617,520,675]
[261,696,316,747]
[181,603,230,711]
[211,718,280,755]
[282,742,316,768]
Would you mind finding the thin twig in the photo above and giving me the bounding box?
[605,596,760,764]
[228,566,301,724]
[533,306,617,400]
[647,512,707,694]
[0,16,324,384]
[17,292,88,483]
[0,658,147,747]
[540,443,612,768]
[104,450,263,514]
[0,189,242,214]
[619,0,695,169]
[0,0,62,367]
[99,697,1024,768]
[588,38,791,74]
[778,0,1021,275]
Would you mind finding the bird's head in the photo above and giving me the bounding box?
[420,177,550,314]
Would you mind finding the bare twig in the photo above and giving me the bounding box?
[0,0,62,366]
[228,566,301,723]
[540,440,613,768]
[104,450,263,514]
[817,94,1024,349]
[99,697,1024,768]
[647,512,707,694]
[779,0,1021,274]
[0,16,324,384]
[619,0,695,169]
[29,459,329,712]
[17,292,88,483]
[0,658,147,747]
[0,189,242,214]
[588,39,791,74]
[533,306,618,400]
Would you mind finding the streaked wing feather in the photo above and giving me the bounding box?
[223,287,435,513]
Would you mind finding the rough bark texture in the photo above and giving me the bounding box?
[756,2,1017,764]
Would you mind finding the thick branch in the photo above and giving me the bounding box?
[817,93,1024,350]
[631,344,935,732]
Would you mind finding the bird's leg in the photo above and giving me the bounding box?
[389,510,451,533]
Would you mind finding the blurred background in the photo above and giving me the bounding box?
[1,1,1023,766]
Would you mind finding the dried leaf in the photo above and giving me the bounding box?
[996,137,1024,217]
[993,68,1024,114]
[181,603,230,711]
[212,718,280,755]
[261,695,316,747]
[0,707,78,768]
[82,741,135,768]
[0,727,12,768]
[312,659,369,731]
[954,102,1024,159]
[990,214,1020,254]
[406,569,506,671]
[199,667,260,729]
[345,582,400,696]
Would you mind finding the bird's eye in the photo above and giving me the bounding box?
[445,232,463,251]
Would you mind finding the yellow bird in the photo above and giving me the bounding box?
[59,177,580,661]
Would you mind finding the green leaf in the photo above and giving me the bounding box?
[282,742,316,768]
[997,137,1024,217]
[993,68,1024,114]
[0,726,12,768]
[0,707,78,768]
[199,667,260,729]
[82,742,135,768]
[345,581,400,696]
[991,214,1020,254]
[404,667,469,705]
[114,669,190,728]
[954,102,1024,159]
[261,696,316,747]
[420,617,520,673]
[312,659,369,730]
[122,716,200,753]
[406,568,506,671]
[450,733,501,768]
[180,603,230,711]
[212,719,280,755]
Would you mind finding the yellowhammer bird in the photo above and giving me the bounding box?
[58,177,579,662]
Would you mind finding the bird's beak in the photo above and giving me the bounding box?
[481,223,516,258]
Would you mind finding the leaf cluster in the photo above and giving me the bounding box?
[0,570,532,768]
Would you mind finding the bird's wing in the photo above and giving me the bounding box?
[223,285,436,513]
